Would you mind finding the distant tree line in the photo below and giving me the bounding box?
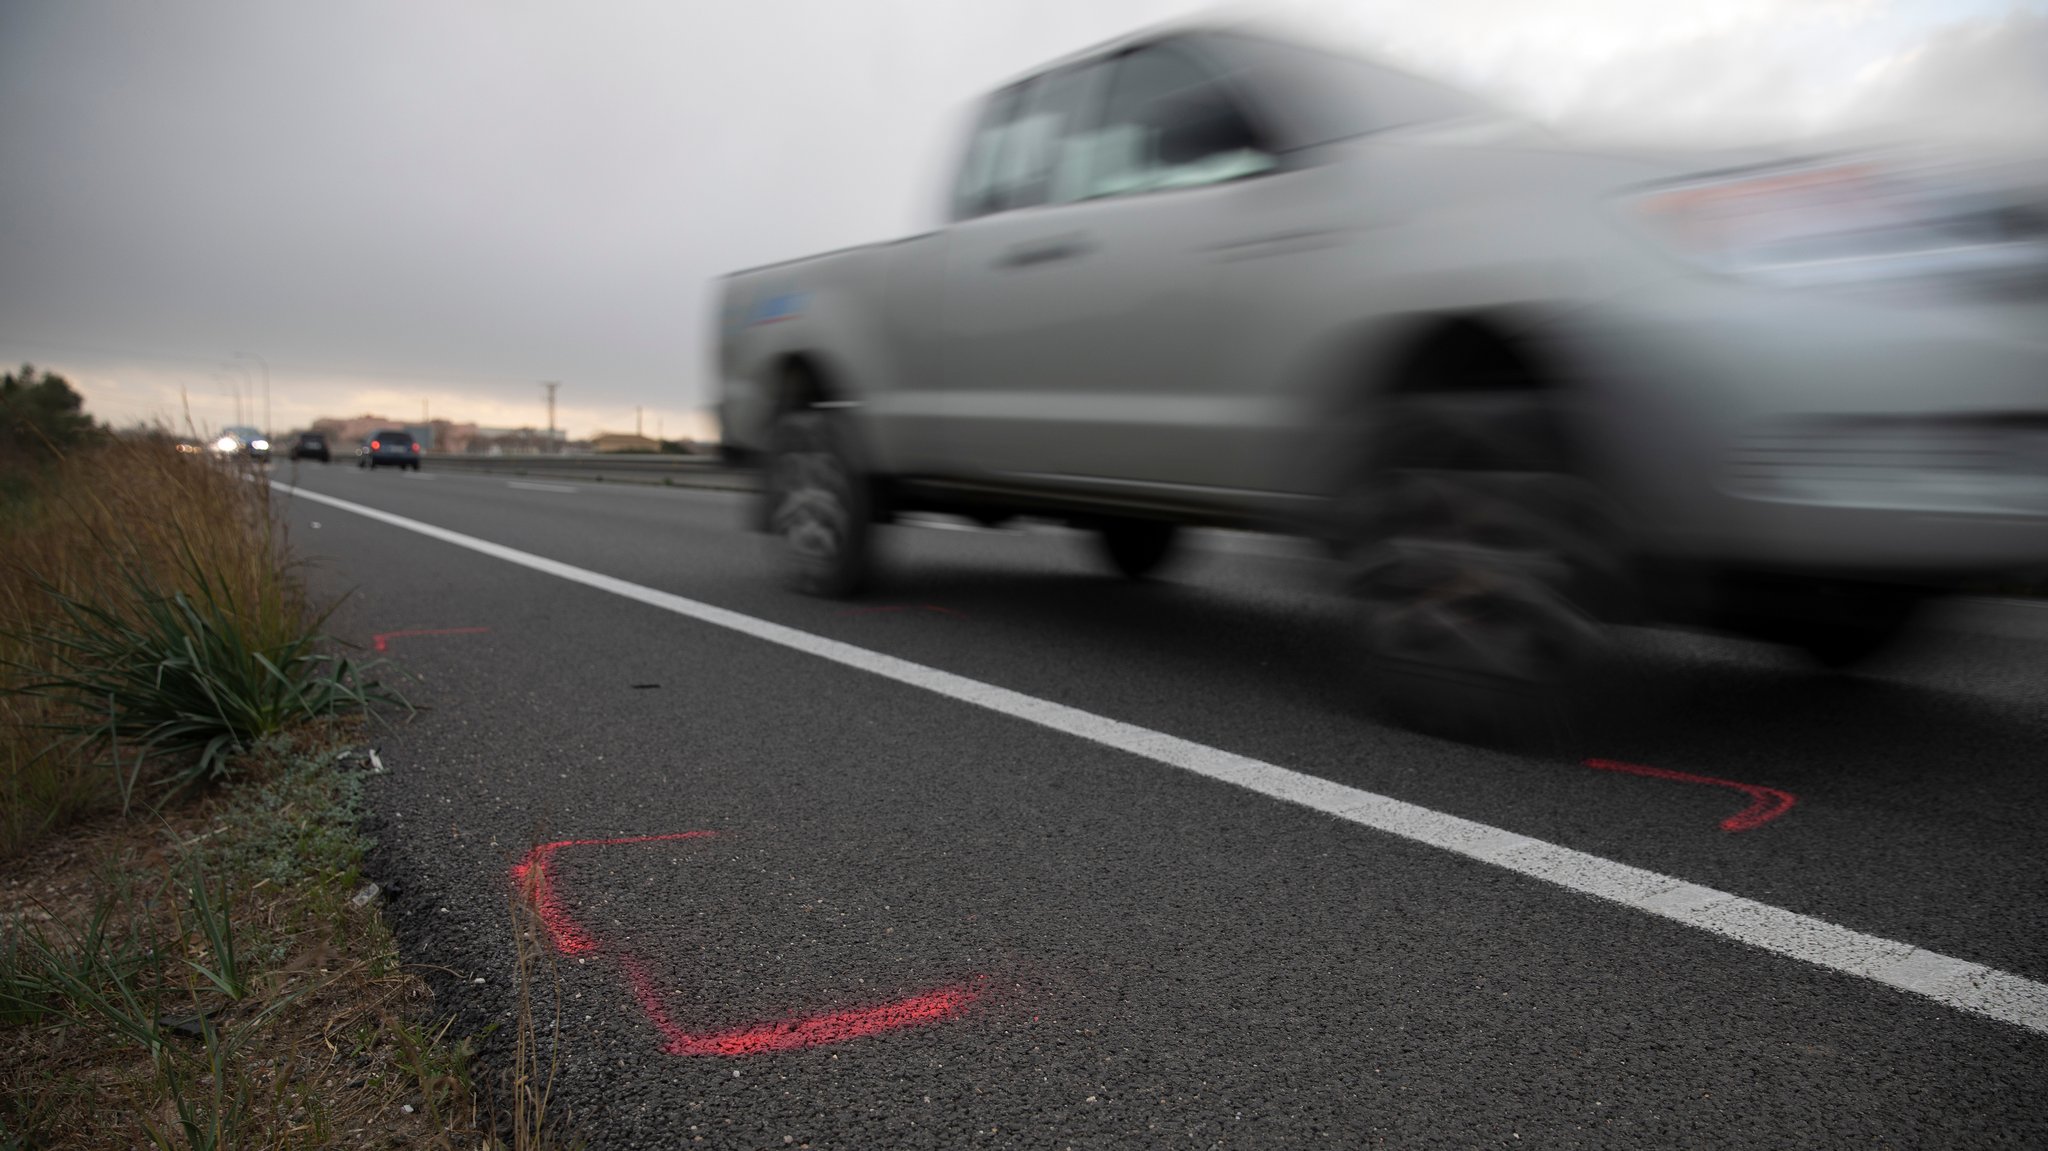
[2,363,98,457]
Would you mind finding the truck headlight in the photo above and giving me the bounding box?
[1629,157,2048,290]
[250,438,269,451]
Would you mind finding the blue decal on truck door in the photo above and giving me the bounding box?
[748,291,806,326]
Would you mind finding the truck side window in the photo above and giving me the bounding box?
[995,63,1103,211]
[952,85,1026,221]
[1073,44,1274,199]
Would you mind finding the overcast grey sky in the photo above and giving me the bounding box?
[2,0,2042,440]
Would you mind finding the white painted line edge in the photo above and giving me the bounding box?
[273,479,2048,1037]
[506,480,578,493]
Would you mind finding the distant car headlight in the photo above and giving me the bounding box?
[250,438,269,451]
[1628,157,2048,290]
[215,436,238,453]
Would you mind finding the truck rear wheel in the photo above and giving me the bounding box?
[1721,578,1924,670]
[764,408,871,598]
[1342,390,1628,743]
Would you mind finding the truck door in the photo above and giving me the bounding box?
[942,40,1286,492]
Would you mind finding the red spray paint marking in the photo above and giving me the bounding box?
[511,832,719,955]
[511,831,976,1055]
[620,955,977,1057]
[372,626,490,653]
[1583,758,1797,832]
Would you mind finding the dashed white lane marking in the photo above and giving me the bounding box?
[507,480,578,493]
[274,479,2048,1036]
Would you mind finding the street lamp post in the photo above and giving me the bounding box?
[222,361,255,430]
[235,351,270,441]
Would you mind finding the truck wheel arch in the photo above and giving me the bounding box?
[1360,310,1621,487]
[770,353,838,414]
[755,352,892,531]
[1375,311,1561,400]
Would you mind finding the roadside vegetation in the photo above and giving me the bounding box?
[1,368,572,1148]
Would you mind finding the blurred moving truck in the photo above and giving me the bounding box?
[715,23,2048,734]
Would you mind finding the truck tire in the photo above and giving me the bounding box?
[764,407,871,597]
[1095,518,1178,580]
[1341,390,1627,743]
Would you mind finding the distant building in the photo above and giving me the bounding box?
[415,421,478,453]
[591,432,660,454]
[470,427,568,455]
[312,414,399,446]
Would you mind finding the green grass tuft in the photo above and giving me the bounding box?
[15,555,402,800]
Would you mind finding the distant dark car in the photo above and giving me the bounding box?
[358,429,421,471]
[290,432,330,463]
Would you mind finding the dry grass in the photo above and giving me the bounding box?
[1,435,308,856]
[0,728,477,1148]
[507,867,568,1147]
[0,732,576,1150]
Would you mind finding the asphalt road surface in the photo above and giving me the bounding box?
[271,459,2048,1148]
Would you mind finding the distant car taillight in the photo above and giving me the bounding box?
[412,443,420,452]
[371,440,381,449]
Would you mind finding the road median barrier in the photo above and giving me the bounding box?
[420,452,757,492]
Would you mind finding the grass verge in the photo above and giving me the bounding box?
[2,434,340,853]
[2,436,573,1147]
[1,725,574,1148]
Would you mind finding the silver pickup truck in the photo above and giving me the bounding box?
[716,24,2048,735]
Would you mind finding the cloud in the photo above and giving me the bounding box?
[1267,0,2023,145]
[1851,10,2048,145]
[46,355,715,443]
[3,0,2037,443]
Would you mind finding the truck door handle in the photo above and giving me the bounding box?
[995,234,1095,268]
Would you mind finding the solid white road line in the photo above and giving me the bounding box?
[274,479,2048,1036]
[507,480,578,493]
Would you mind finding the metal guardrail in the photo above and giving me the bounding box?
[421,452,756,491]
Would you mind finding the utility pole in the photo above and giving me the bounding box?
[635,406,643,438]
[541,381,560,454]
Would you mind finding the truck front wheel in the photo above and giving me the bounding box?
[764,408,872,597]
[1341,390,1629,743]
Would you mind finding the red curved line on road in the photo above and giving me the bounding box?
[511,831,719,954]
[620,955,977,1057]
[1583,758,1797,832]
[372,626,491,653]
[510,831,976,1055]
